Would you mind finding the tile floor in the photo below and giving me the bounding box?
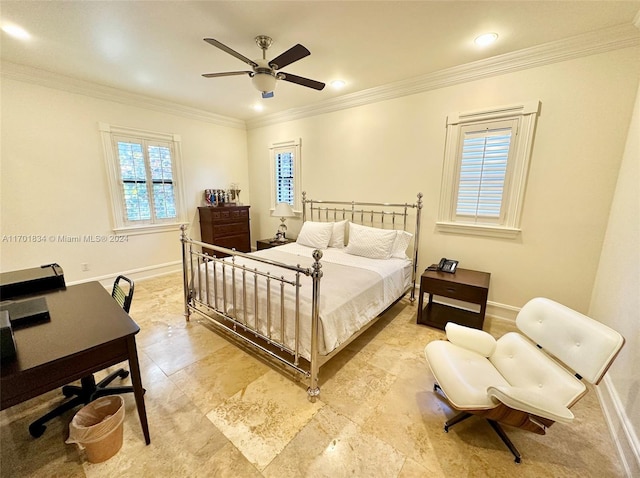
[0,272,625,477]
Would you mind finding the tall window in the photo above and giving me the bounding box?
[270,139,301,212]
[275,151,294,205]
[437,101,540,238]
[100,123,185,233]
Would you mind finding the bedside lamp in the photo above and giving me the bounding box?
[273,202,295,241]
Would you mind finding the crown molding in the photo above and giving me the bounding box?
[246,23,640,130]
[2,23,638,132]
[0,61,246,130]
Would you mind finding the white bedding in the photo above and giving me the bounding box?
[193,242,411,359]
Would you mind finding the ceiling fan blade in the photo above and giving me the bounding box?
[204,38,258,68]
[269,44,310,70]
[202,71,253,78]
[279,72,325,91]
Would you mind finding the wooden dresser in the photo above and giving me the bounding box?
[198,206,251,256]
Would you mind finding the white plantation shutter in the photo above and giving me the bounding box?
[100,123,186,234]
[437,101,540,237]
[270,139,301,212]
[456,123,514,221]
[275,151,294,205]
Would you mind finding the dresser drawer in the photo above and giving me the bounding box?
[210,234,250,252]
[205,208,249,223]
[213,222,249,236]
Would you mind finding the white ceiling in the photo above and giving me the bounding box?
[2,1,639,122]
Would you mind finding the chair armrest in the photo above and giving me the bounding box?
[445,322,497,357]
[487,385,574,423]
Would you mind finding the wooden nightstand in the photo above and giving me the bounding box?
[417,267,490,330]
[256,238,295,250]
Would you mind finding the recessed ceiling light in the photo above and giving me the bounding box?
[2,24,31,41]
[474,33,498,47]
[330,80,346,89]
[252,103,264,112]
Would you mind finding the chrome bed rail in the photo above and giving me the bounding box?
[181,192,422,401]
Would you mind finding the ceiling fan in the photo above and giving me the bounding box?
[202,35,325,99]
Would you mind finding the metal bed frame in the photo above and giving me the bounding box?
[181,192,422,400]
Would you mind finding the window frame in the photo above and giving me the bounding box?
[99,123,187,235]
[270,138,302,213]
[437,101,540,238]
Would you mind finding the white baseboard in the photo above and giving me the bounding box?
[597,375,640,477]
[66,261,182,288]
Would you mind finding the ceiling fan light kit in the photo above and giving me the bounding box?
[202,35,325,99]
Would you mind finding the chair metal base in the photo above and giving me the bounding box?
[29,369,135,438]
[435,383,522,463]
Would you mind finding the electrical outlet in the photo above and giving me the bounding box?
[81,263,89,272]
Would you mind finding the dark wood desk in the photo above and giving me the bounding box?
[0,282,150,444]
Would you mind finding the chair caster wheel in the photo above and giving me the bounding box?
[444,425,449,433]
[515,457,521,464]
[29,423,46,438]
[119,370,130,379]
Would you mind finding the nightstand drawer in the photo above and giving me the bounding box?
[422,277,486,303]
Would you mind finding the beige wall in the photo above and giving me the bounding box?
[589,82,640,476]
[247,46,640,315]
[0,78,248,283]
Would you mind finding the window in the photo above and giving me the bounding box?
[100,123,186,234]
[270,139,301,212]
[437,101,540,238]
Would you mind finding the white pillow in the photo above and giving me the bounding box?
[296,221,334,249]
[345,223,397,260]
[329,220,347,248]
[391,230,413,259]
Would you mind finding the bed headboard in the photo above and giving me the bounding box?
[301,191,423,301]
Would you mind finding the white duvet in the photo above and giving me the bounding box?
[193,242,411,359]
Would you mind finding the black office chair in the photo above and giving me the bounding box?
[28,275,136,438]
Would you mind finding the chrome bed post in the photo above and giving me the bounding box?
[410,192,423,302]
[180,224,191,321]
[307,250,323,402]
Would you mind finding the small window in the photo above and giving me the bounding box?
[270,139,301,212]
[100,123,186,234]
[437,101,540,238]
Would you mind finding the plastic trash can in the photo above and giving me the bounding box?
[66,395,125,463]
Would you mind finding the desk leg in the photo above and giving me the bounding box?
[127,337,150,445]
[417,288,424,323]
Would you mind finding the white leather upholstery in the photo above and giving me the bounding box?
[425,340,509,410]
[517,298,625,384]
[445,322,496,357]
[489,333,585,409]
[487,386,574,423]
[425,298,624,422]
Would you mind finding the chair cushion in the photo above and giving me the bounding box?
[516,297,625,384]
[487,385,575,423]
[490,332,586,408]
[425,340,509,410]
[445,322,497,357]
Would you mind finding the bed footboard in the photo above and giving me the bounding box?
[180,225,324,400]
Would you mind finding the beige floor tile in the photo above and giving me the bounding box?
[205,370,323,471]
[264,406,406,478]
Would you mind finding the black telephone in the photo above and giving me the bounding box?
[437,257,458,273]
